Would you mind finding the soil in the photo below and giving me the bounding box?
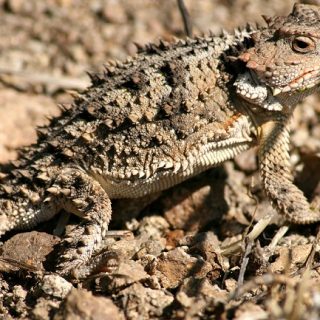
[1,1,320,319]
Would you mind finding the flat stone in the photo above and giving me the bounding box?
[54,289,123,320]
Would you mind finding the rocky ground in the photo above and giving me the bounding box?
[0,0,320,319]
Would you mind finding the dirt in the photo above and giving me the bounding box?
[1,0,320,319]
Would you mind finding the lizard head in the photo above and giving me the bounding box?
[238,4,320,100]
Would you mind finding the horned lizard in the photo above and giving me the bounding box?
[1,3,320,278]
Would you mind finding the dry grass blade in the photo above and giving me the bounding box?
[177,0,193,37]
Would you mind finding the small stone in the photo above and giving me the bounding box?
[54,289,123,320]
[135,239,165,260]
[180,277,228,302]
[234,302,268,320]
[137,216,170,239]
[165,230,185,250]
[12,285,27,299]
[116,283,173,319]
[32,297,60,320]
[291,244,313,264]
[41,275,73,299]
[0,231,60,271]
[234,148,257,172]
[162,169,228,231]
[151,247,212,289]
[99,261,149,292]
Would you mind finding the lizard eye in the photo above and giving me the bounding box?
[292,36,315,53]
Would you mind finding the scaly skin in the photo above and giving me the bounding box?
[235,3,320,223]
[1,3,320,278]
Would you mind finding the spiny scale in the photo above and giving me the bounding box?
[1,4,320,278]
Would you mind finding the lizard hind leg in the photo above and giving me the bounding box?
[49,168,112,278]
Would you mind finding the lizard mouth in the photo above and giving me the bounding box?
[272,67,320,96]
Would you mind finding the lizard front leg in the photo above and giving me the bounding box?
[47,168,112,278]
[258,120,320,224]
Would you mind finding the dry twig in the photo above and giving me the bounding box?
[177,0,193,37]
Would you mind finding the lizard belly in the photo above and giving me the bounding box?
[90,141,253,199]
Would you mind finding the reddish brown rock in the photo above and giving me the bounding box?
[0,231,59,272]
[54,289,123,320]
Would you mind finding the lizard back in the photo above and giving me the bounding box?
[0,29,256,200]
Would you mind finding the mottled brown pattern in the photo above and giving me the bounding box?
[1,3,320,278]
